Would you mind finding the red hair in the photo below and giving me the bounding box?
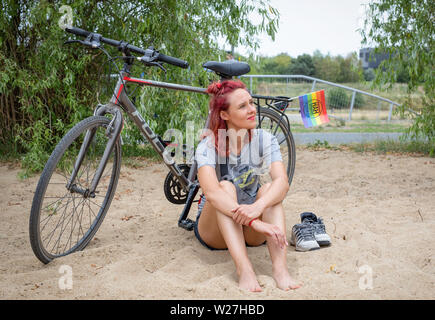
[203,80,251,157]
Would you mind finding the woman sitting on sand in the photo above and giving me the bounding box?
[194,80,302,292]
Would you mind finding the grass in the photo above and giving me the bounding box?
[302,138,434,157]
[290,122,410,133]
[288,116,411,133]
[122,143,161,160]
[347,139,434,157]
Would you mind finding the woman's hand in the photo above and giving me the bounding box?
[251,220,288,249]
[231,200,266,226]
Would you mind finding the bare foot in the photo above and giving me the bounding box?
[272,268,302,291]
[238,270,262,292]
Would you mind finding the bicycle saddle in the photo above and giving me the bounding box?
[202,60,250,79]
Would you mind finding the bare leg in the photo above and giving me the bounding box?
[263,203,302,290]
[246,183,302,290]
[197,181,262,292]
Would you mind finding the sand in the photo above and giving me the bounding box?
[1,148,434,300]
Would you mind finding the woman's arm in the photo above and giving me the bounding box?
[197,165,239,217]
[255,160,289,211]
[232,161,289,225]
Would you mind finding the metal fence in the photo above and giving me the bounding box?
[241,74,404,123]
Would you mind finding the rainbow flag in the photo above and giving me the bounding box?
[298,90,329,128]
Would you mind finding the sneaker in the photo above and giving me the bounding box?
[301,212,331,246]
[290,222,320,252]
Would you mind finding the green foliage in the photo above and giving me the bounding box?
[261,53,292,75]
[361,0,435,154]
[363,68,375,81]
[327,88,349,109]
[336,53,362,83]
[354,93,365,109]
[326,88,364,110]
[0,0,279,172]
[305,139,345,151]
[312,51,340,82]
[348,139,434,158]
[289,54,315,76]
[251,50,364,83]
[312,51,362,83]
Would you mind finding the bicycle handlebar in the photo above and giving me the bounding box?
[157,52,189,69]
[65,26,189,69]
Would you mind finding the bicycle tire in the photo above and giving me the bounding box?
[256,107,296,187]
[29,116,121,264]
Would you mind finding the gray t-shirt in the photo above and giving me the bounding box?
[195,129,282,204]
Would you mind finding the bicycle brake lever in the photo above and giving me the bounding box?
[154,62,167,73]
[64,33,102,49]
[63,39,84,45]
[138,55,167,73]
[63,39,100,49]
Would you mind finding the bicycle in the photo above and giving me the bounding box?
[29,27,296,264]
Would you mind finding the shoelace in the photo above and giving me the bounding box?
[303,218,326,234]
[296,223,315,240]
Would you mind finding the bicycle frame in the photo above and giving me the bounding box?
[68,70,207,197]
[68,64,293,229]
[114,71,209,189]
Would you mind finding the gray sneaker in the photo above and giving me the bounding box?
[301,212,331,246]
[290,222,320,252]
[312,217,331,246]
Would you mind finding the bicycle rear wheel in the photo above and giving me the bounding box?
[256,107,296,187]
[29,116,121,264]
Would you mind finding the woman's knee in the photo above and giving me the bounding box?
[219,180,237,194]
[257,182,285,216]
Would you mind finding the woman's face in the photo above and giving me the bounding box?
[220,88,257,131]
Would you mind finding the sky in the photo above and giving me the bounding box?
[237,0,372,58]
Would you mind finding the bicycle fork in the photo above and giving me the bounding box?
[66,104,123,197]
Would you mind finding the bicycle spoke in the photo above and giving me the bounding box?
[75,198,88,247]
[30,115,121,263]
[87,199,93,227]
[58,195,86,254]
[86,199,99,220]
[41,192,70,213]
[40,194,74,234]
[68,194,88,252]
[43,193,75,250]
[48,194,81,251]
[87,198,103,210]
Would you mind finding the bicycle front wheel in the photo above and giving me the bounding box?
[29,116,121,264]
[256,107,296,187]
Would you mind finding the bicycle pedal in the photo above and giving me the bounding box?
[178,218,195,231]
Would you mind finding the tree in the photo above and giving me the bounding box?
[257,53,291,75]
[361,0,434,153]
[289,54,315,76]
[0,0,279,171]
[313,52,341,82]
[363,68,375,82]
[337,53,362,83]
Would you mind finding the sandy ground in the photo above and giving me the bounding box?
[1,148,434,300]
